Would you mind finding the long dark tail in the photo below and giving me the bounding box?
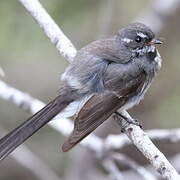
[0,89,78,161]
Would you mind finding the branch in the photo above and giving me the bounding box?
[0,127,62,180]
[102,158,124,180]
[111,153,157,180]
[105,128,180,151]
[0,80,103,152]
[18,0,76,62]
[3,79,179,179]
[1,80,179,179]
[11,146,62,180]
[113,111,180,179]
[123,124,180,179]
[171,154,180,172]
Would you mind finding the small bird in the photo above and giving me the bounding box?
[0,22,162,160]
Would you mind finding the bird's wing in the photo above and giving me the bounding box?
[62,72,146,152]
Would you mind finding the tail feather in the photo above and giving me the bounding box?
[0,92,75,161]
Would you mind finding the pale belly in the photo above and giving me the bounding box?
[119,82,151,111]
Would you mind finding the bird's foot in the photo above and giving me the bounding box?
[114,111,142,132]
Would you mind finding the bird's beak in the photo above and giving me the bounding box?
[148,38,163,45]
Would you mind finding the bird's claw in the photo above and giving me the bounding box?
[114,112,142,132]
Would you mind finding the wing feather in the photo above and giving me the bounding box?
[62,72,146,151]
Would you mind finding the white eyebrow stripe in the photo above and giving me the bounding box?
[122,38,133,43]
[137,32,147,38]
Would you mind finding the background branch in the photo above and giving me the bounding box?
[136,0,180,33]
[111,153,157,180]
[102,157,124,180]
[18,0,77,62]
[105,128,180,151]
[0,127,62,180]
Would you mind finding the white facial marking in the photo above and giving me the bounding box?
[154,50,162,69]
[137,32,147,38]
[147,45,155,52]
[122,38,133,43]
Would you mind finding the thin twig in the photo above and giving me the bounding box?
[104,128,180,151]
[0,127,62,180]
[111,153,157,180]
[102,158,124,180]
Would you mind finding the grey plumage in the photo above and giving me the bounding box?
[0,22,162,159]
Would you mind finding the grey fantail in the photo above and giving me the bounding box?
[0,22,162,160]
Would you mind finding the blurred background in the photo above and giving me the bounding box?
[0,0,180,179]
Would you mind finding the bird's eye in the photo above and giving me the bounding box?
[135,36,142,43]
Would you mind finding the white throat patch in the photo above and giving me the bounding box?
[132,45,155,57]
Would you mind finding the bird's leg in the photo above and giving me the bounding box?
[114,110,142,132]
